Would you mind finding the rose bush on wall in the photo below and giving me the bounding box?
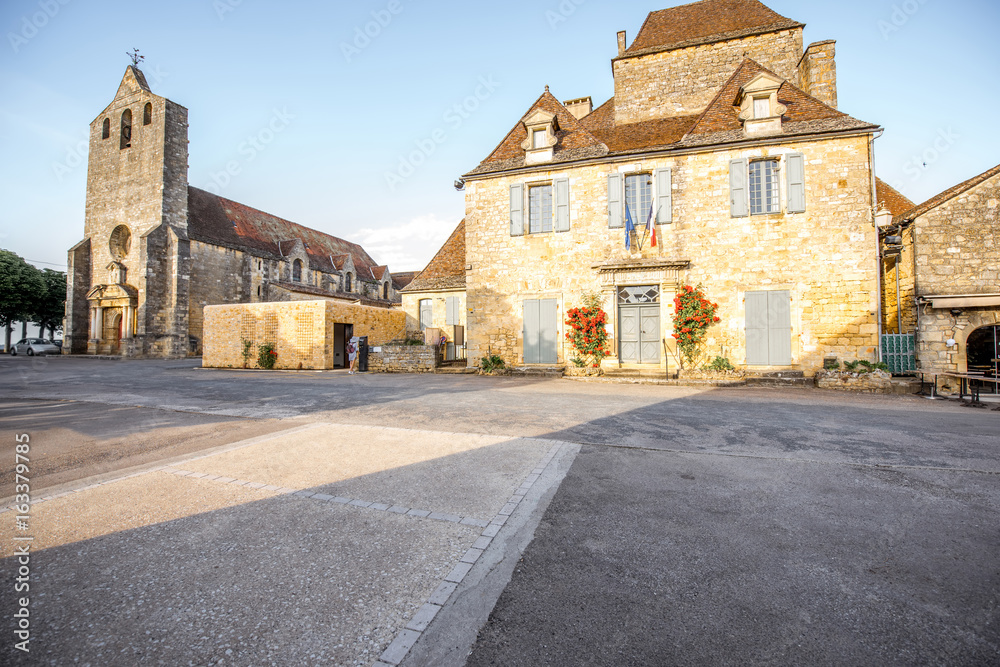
[565,293,610,369]
[671,285,721,368]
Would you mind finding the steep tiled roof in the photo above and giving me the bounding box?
[471,91,607,175]
[895,163,1000,223]
[271,281,396,308]
[619,0,803,59]
[875,178,915,217]
[581,98,698,152]
[187,187,380,278]
[401,220,466,293]
[391,271,418,290]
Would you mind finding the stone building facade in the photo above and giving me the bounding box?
[65,67,401,358]
[460,0,882,374]
[400,220,467,356]
[885,164,1000,381]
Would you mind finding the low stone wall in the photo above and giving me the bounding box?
[369,345,436,373]
[815,370,892,393]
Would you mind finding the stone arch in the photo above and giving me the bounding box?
[383,282,389,300]
[143,102,152,126]
[292,259,303,282]
[345,272,353,292]
[102,118,110,139]
[954,311,1000,373]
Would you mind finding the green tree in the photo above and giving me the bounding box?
[0,250,45,352]
[31,268,67,340]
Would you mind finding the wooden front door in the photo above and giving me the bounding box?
[746,290,791,366]
[618,286,661,365]
[523,299,558,364]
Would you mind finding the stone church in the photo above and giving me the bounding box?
[65,66,407,358]
[461,0,889,374]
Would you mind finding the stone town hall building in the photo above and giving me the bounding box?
[461,0,888,373]
[65,67,406,358]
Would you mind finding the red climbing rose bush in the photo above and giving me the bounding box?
[672,284,721,367]
[565,293,610,369]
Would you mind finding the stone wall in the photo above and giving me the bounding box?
[369,345,437,373]
[202,300,404,369]
[464,134,878,374]
[798,41,837,110]
[912,172,1000,374]
[612,28,804,123]
[815,370,892,393]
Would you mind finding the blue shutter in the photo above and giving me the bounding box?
[554,178,570,232]
[510,183,524,236]
[445,297,459,325]
[745,291,768,365]
[730,159,748,218]
[608,173,623,228]
[786,153,806,214]
[768,291,792,365]
[655,167,672,224]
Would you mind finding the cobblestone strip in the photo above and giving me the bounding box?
[154,467,493,529]
[375,441,567,667]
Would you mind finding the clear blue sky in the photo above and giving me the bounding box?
[1,0,998,276]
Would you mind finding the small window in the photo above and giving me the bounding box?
[345,273,352,292]
[383,282,389,300]
[749,160,780,215]
[143,102,152,126]
[292,259,302,282]
[625,173,653,224]
[532,129,546,149]
[257,285,261,297]
[120,109,132,149]
[528,184,553,234]
[419,299,432,329]
[102,118,110,139]
[753,97,770,119]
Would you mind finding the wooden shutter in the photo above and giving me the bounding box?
[745,291,769,365]
[523,300,539,364]
[655,167,672,224]
[768,291,792,365]
[539,299,558,364]
[510,183,524,236]
[786,153,806,214]
[554,178,570,232]
[608,173,623,228]
[730,159,748,218]
[446,296,459,325]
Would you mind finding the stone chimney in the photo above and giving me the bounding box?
[617,31,627,56]
[564,96,593,120]
[798,40,838,109]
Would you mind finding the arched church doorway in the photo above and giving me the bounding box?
[103,309,123,353]
[967,325,999,395]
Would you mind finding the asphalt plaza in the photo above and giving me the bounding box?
[0,357,997,665]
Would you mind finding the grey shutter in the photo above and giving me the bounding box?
[510,183,524,236]
[655,167,672,224]
[730,158,748,218]
[745,291,768,365]
[608,173,623,228]
[554,178,570,232]
[523,300,539,364]
[445,297,459,325]
[539,299,558,364]
[786,153,806,213]
[419,299,433,330]
[768,291,792,365]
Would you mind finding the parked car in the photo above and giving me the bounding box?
[8,338,60,356]
[51,339,63,350]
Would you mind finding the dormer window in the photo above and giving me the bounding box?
[520,109,558,165]
[737,73,787,137]
[753,97,770,119]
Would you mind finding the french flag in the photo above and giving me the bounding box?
[646,202,657,248]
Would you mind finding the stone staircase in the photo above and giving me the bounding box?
[434,361,477,375]
[744,370,814,388]
[511,365,566,378]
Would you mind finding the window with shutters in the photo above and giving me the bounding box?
[528,184,553,234]
[749,160,780,215]
[625,173,653,224]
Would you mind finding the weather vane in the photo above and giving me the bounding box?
[127,48,144,67]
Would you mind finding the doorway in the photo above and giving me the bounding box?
[618,286,660,364]
[967,325,999,395]
[523,299,558,364]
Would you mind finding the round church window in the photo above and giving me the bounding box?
[109,225,132,259]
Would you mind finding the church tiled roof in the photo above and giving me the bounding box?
[187,186,380,278]
[401,220,466,293]
[618,0,803,60]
